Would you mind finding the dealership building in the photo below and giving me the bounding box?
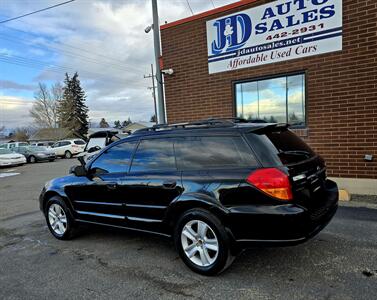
[160,0,377,194]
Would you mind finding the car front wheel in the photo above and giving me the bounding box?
[45,196,75,240]
[64,151,72,159]
[29,155,36,163]
[175,209,234,275]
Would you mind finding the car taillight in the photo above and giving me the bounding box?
[246,168,293,201]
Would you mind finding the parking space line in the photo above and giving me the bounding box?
[0,172,20,178]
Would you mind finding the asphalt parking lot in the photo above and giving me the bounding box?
[0,159,376,299]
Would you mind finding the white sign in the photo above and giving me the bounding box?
[206,0,342,74]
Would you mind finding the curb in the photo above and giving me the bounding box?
[339,189,351,201]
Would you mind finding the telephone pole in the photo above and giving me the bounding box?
[151,0,166,124]
[144,64,158,124]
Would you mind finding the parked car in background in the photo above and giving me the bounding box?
[12,146,56,163]
[81,130,129,162]
[0,142,29,149]
[30,141,55,148]
[39,119,338,275]
[51,139,86,158]
[0,148,26,167]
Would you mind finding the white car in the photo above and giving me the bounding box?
[51,139,86,159]
[0,148,27,167]
[0,142,29,149]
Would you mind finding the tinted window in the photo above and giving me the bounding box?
[175,136,257,170]
[91,141,136,174]
[74,140,86,145]
[130,139,175,172]
[61,141,70,146]
[246,129,315,165]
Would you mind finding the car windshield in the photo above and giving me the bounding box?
[0,149,12,155]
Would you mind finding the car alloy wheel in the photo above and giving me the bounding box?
[181,219,219,267]
[29,156,36,163]
[48,203,67,236]
[65,151,72,159]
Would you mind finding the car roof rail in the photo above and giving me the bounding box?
[133,117,270,134]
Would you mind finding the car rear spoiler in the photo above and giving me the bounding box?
[249,123,291,134]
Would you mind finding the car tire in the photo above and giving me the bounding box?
[64,151,72,159]
[29,155,36,163]
[174,208,235,276]
[45,196,75,240]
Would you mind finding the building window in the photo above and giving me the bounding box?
[235,73,306,126]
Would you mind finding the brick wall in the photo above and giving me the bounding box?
[161,0,377,179]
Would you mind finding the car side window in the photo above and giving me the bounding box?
[175,136,258,170]
[130,139,176,173]
[90,141,137,174]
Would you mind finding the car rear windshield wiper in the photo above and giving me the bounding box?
[278,150,312,157]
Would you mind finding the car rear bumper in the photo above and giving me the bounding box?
[226,180,339,248]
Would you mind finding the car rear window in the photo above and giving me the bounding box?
[175,136,257,170]
[246,129,315,165]
[74,140,86,145]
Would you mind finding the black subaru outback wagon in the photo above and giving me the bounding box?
[40,119,338,275]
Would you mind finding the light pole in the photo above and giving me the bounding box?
[150,0,166,124]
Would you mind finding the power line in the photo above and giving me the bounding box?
[0,0,76,24]
[0,55,148,88]
[0,33,143,74]
[209,0,216,9]
[185,0,194,15]
[0,25,147,73]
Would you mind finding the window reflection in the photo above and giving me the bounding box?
[130,139,176,172]
[175,136,257,170]
[236,74,305,126]
[91,141,136,174]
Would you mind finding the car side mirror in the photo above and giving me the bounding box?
[70,165,87,177]
[88,146,101,153]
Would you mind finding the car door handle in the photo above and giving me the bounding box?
[162,180,177,189]
[106,183,118,190]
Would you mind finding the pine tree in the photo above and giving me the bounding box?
[71,72,89,136]
[57,72,89,136]
[57,73,75,129]
[100,118,110,128]
[114,120,121,128]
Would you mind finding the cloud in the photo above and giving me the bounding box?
[0,0,235,126]
[0,48,16,56]
[0,96,34,128]
[0,80,35,91]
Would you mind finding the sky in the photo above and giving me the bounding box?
[0,0,235,129]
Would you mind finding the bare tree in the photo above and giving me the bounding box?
[30,82,61,128]
[11,127,31,141]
